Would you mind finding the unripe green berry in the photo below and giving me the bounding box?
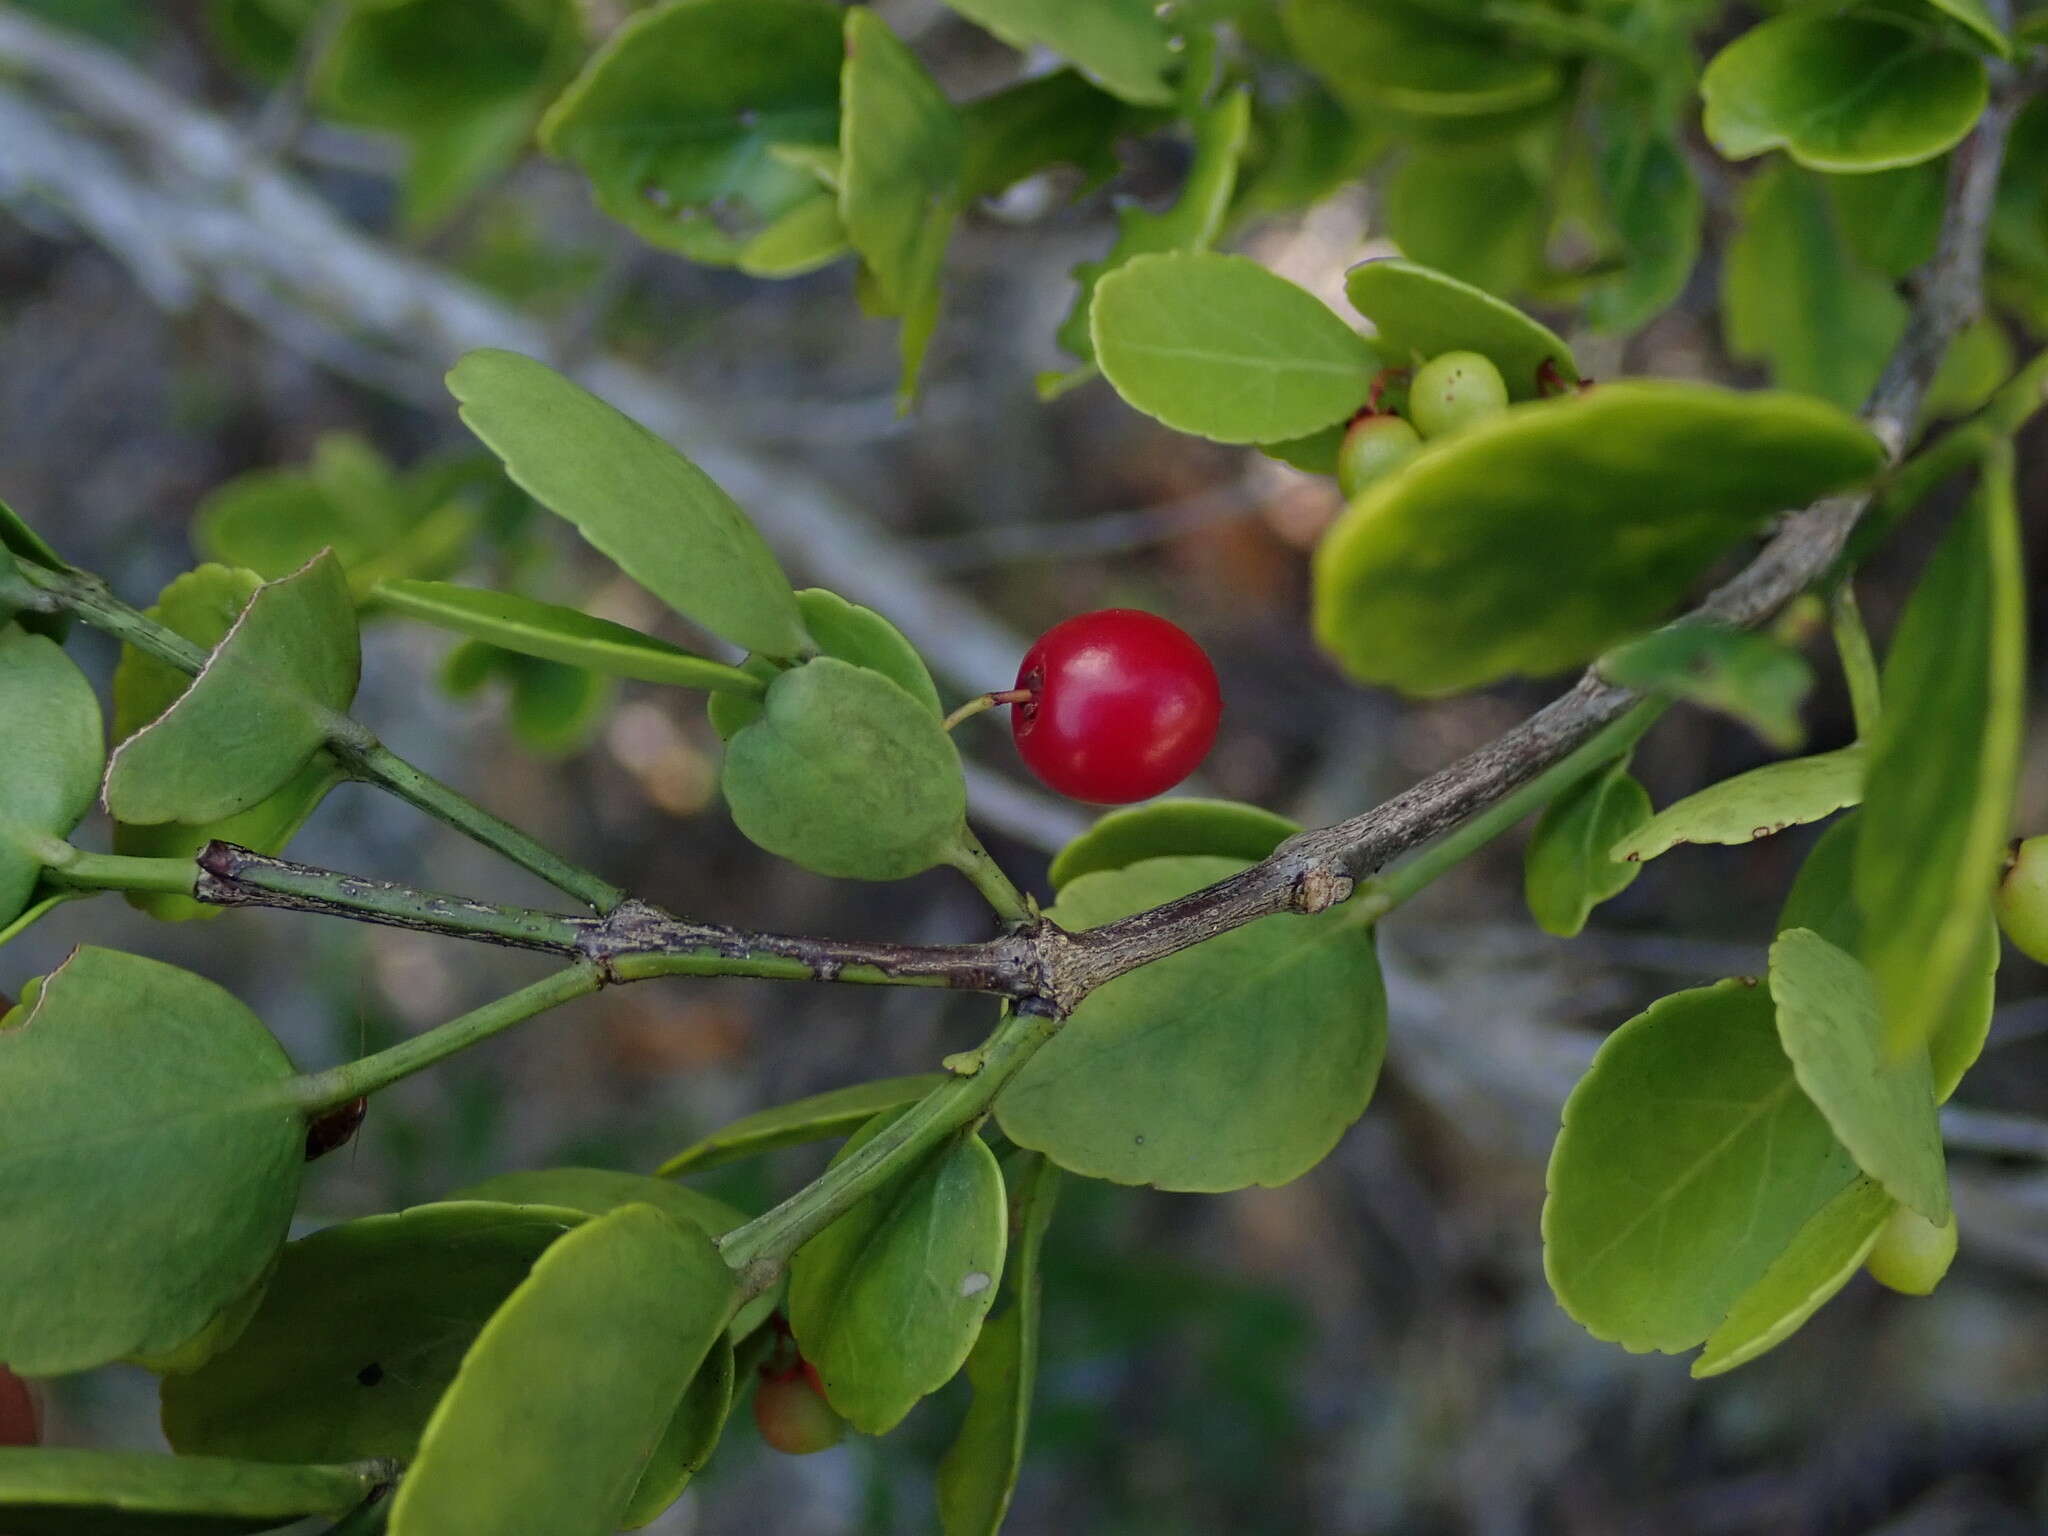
[1996,835,2048,963]
[1336,413,1422,499]
[1865,1204,1958,1296]
[753,1361,845,1455]
[1408,350,1509,439]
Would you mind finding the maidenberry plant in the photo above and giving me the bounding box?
[0,0,2046,1532]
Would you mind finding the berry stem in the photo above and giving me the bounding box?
[942,688,1033,732]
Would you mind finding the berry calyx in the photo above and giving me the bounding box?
[1996,835,2048,964]
[753,1356,845,1455]
[1409,350,1509,438]
[1864,1204,1958,1296]
[0,1366,39,1446]
[1336,412,1422,499]
[1010,609,1222,805]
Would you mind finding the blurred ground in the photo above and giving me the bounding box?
[6,4,2048,1533]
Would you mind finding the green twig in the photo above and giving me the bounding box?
[39,848,199,897]
[290,964,603,1111]
[945,829,1034,925]
[1829,584,1883,741]
[1345,701,1666,925]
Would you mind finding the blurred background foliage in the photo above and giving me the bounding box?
[4,1,2048,1531]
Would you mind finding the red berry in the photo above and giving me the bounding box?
[303,1096,368,1161]
[0,1366,40,1446]
[1011,610,1221,805]
[754,1361,845,1455]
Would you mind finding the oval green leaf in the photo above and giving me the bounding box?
[1092,251,1383,444]
[1701,14,1988,173]
[1049,798,1298,890]
[111,566,343,922]
[447,349,806,656]
[655,1073,950,1177]
[1543,979,1858,1354]
[1855,447,2025,1059]
[376,580,764,694]
[0,1448,382,1536]
[936,1152,1060,1536]
[0,947,302,1375]
[722,656,966,881]
[1601,623,1813,752]
[162,1202,586,1464]
[540,0,844,264]
[622,1336,734,1529]
[939,0,1171,105]
[1283,0,1561,120]
[789,1119,1008,1434]
[104,552,359,827]
[1312,383,1885,695]
[1522,756,1650,938]
[1613,747,1864,864]
[1769,929,1949,1222]
[1922,0,2013,55]
[0,625,103,926]
[709,586,941,739]
[1691,1176,1893,1378]
[1383,147,1546,301]
[389,1204,738,1536]
[997,855,1387,1191]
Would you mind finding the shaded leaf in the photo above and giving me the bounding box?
[0,1448,380,1536]
[959,70,1142,203]
[448,350,806,655]
[656,1074,950,1177]
[789,1120,1007,1434]
[0,625,103,926]
[1601,624,1813,751]
[938,0,1173,105]
[1048,798,1298,890]
[1344,257,1575,400]
[1385,146,1546,299]
[1523,756,1650,938]
[0,496,70,640]
[997,855,1386,1191]
[1284,0,1561,120]
[0,948,302,1375]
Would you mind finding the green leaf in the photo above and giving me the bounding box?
[316,0,583,230]
[1092,251,1383,444]
[1048,798,1299,890]
[0,1448,381,1536]
[496,652,612,758]
[103,552,359,826]
[839,7,964,403]
[1923,314,2015,421]
[1522,756,1650,938]
[722,656,966,881]
[0,496,70,640]
[1601,624,1814,751]
[0,625,104,926]
[1724,161,1906,411]
[1691,1176,1893,1378]
[1921,0,2013,55]
[938,0,1173,106]
[1384,146,1546,300]
[1052,87,1252,372]
[1613,747,1863,863]
[621,1336,734,1530]
[1283,0,1561,120]
[1312,384,1885,695]
[377,580,764,694]
[447,350,806,655]
[0,947,302,1375]
[539,0,844,264]
[997,855,1386,1191]
[1543,979,1858,1353]
[709,587,940,739]
[655,1074,950,1176]
[1856,447,2026,1059]
[736,190,850,278]
[1583,98,1702,333]
[389,1204,738,1536]
[111,566,343,922]
[1828,162,1944,278]
[1701,15,1987,173]
[936,1152,1060,1536]
[162,1202,585,1465]
[1768,929,1949,1222]
[959,70,1141,203]
[1777,813,1994,1103]
[1343,258,1576,400]
[789,1119,1008,1434]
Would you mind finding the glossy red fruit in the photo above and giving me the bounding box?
[0,1365,40,1446]
[1011,610,1221,805]
[753,1361,845,1455]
